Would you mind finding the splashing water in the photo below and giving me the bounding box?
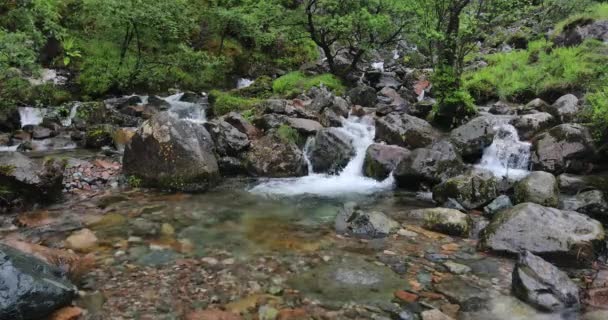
[476,123,531,179]
[371,62,385,72]
[250,116,394,197]
[19,107,47,127]
[0,145,19,152]
[237,78,254,89]
[61,103,80,127]
[164,93,207,124]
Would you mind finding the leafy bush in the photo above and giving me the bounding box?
[208,90,260,116]
[272,72,345,97]
[587,87,608,141]
[464,39,608,102]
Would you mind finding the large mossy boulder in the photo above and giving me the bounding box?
[308,128,355,174]
[394,140,466,190]
[375,113,438,149]
[0,153,65,211]
[479,203,605,267]
[84,124,117,149]
[0,244,77,320]
[432,170,499,210]
[512,251,579,312]
[363,143,410,181]
[245,133,307,177]
[123,112,220,192]
[408,207,471,237]
[514,171,559,207]
[531,124,596,174]
[335,203,399,239]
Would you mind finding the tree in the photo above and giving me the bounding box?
[298,0,414,77]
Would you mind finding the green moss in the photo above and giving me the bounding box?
[0,165,16,176]
[127,175,142,188]
[586,87,608,142]
[208,90,261,116]
[272,72,345,97]
[236,76,273,98]
[276,124,301,145]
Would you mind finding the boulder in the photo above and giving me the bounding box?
[558,173,608,194]
[394,140,466,190]
[287,118,323,135]
[432,171,499,210]
[553,20,608,47]
[123,112,219,192]
[511,113,555,140]
[450,116,513,160]
[483,195,513,216]
[542,94,581,123]
[531,124,596,174]
[363,143,410,181]
[374,72,401,90]
[147,95,171,110]
[408,100,434,119]
[375,113,438,149]
[0,153,65,210]
[223,112,260,139]
[246,133,307,177]
[514,171,559,207]
[319,97,349,127]
[512,251,579,312]
[560,190,608,222]
[409,207,470,237]
[0,244,77,320]
[308,128,355,174]
[489,101,517,115]
[378,87,406,107]
[479,203,605,267]
[335,203,399,239]
[253,114,289,131]
[204,120,250,157]
[348,85,377,108]
[217,156,247,176]
[85,124,117,149]
[31,126,54,140]
[523,98,550,113]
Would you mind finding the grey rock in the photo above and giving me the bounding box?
[512,112,555,140]
[483,195,513,215]
[123,112,219,192]
[204,120,250,157]
[512,251,579,312]
[444,261,472,275]
[309,128,355,174]
[543,94,581,123]
[531,124,596,174]
[348,85,377,108]
[480,203,605,267]
[408,100,434,119]
[287,118,323,135]
[433,171,499,210]
[524,98,550,113]
[514,171,559,207]
[450,116,514,160]
[246,133,307,177]
[376,113,439,149]
[363,143,410,181]
[489,101,517,115]
[31,126,54,140]
[335,203,399,239]
[560,190,608,222]
[408,207,471,237]
[554,20,608,47]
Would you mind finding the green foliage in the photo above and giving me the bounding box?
[236,76,273,99]
[587,87,608,142]
[127,175,142,188]
[464,39,608,102]
[272,72,345,97]
[431,65,476,128]
[209,90,260,116]
[554,3,608,34]
[277,124,301,145]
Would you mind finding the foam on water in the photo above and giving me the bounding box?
[61,103,80,127]
[250,115,395,197]
[164,93,207,123]
[0,145,19,152]
[18,107,46,127]
[236,78,254,89]
[371,62,385,72]
[476,123,531,180]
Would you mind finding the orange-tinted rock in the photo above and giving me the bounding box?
[394,290,418,303]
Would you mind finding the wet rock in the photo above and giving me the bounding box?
[558,173,608,194]
[31,126,54,139]
[489,101,517,115]
[444,261,472,275]
[433,171,499,210]
[479,203,605,267]
[320,98,349,127]
[287,118,323,135]
[85,124,117,149]
[375,113,438,149]
[421,309,455,320]
[394,140,466,190]
[363,143,410,181]
[65,228,98,252]
[147,95,171,110]
[123,112,219,192]
[223,112,260,139]
[0,244,77,320]
[374,72,401,90]
[246,133,307,177]
[348,85,377,108]
[514,171,559,207]
[0,152,65,211]
[204,120,250,157]
[308,86,335,113]
[523,98,550,113]
[531,124,596,174]
[408,208,471,237]
[434,277,489,312]
[561,190,608,222]
[408,100,434,119]
[511,112,555,140]
[113,127,136,150]
[335,203,399,239]
[512,251,579,312]
[253,114,289,131]
[450,116,513,160]
[378,87,406,107]
[218,157,247,176]
[483,195,513,215]
[308,128,355,174]
[542,94,581,123]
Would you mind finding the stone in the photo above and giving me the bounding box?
[511,112,555,140]
[479,203,605,267]
[558,173,608,194]
[394,140,466,190]
[363,143,410,181]
[287,118,323,135]
[31,126,54,140]
[113,127,136,150]
[223,112,260,139]
[185,309,242,320]
[450,115,514,160]
[123,112,219,192]
[335,203,399,239]
[542,94,581,123]
[434,277,488,311]
[308,128,355,174]
[204,120,250,157]
[432,171,499,210]
[348,85,377,108]
[85,124,117,149]
[0,244,77,320]
[553,20,608,47]
[512,251,579,312]
[246,133,307,177]
[375,113,438,149]
[0,152,65,211]
[514,171,559,207]
[65,228,98,252]
[421,309,455,320]
[524,98,550,113]
[408,208,471,237]
[483,195,513,215]
[489,101,517,115]
[560,190,608,222]
[379,87,406,107]
[444,261,472,274]
[394,290,418,303]
[408,100,434,119]
[531,124,596,174]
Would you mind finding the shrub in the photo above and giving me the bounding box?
[587,87,608,142]
[208,90,260,116]
[272,72,345,97]
[554,3,608,34]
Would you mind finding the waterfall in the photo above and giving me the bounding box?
[250,115,394,197]
[476,123,531,179]
[61,103,80,127]
[237,78,254,89]
[0,145,19,152]
[371,62,385,72]
[18,107,46,127]
[164,93,207,123]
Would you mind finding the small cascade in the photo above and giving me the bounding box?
[250,115,394,197]
[18,107,46,127]
[61,103,80,127]
[0,145,19,152]
[236,78,254,89]
[476,123,531,179]
[164,93,207,123]
[371,62,385,72]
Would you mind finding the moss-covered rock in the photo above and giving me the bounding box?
[433,170,499,210]
[514,171,559,207]
[416,207,471,237]
[363,143,410,181]
[85,124,117,149]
